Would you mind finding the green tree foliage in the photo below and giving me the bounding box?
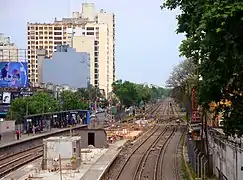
[59,90,88,110]
[162,0,243,135]
[76,84,103,101]
[166,59,197,107]
[112,80,169,107]
[8,91,88,123]
[8,92,60,123]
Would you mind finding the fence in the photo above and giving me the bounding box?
[187,127,243,180]
[187,136,210,179]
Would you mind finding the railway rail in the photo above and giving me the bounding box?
[112,101,184,180]
[0,145,43,178]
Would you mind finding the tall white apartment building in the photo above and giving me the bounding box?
[0,33,18,62]
[27,2,115,96]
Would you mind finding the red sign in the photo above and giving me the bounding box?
[191,110,201,123]
[191,87,197,111]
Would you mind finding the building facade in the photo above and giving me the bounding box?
[27,2,115,96]
[0,33,19,62]
[41,45,90,89]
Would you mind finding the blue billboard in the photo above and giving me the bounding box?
[0,62,28,88]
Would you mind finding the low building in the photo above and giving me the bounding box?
[40,45,90,89]
[43,136,81,170]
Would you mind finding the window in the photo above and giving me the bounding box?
[95,80,98,85]
[86,27,94,30]
[87,32,94,35]
[95,41,99,45]
[39,27,43,30]
[54,41,62,45]
[54,27,62,30]
[94,57,98,62]
[94,46,98,51]
[49,32,53,35]
[45,37,48,39]
[54,37,62,40]
[95,63,98,68]
[95,74,98,79]
[35,32,38,35]
[95,69,98,73]
[94,52,99,56]
[54,32,62,35]
[35,27,38,30]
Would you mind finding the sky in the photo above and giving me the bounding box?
[0,0,184,87]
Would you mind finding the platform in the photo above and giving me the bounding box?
[0,124,87,149]
[81,139,127,180]
[1,139,127,180]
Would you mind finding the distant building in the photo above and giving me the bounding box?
[41,45,90,89]
[0,33,19,62]
[27,2,115,97]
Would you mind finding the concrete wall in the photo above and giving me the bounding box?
[207,128,243,180]
[42,48,90,88]
[0,120,15,133]
[76,129,107,148]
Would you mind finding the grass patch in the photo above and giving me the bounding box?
[180,134,197,180]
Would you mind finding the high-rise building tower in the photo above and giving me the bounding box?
[27,2,115,96]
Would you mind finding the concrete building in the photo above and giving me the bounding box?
[43,136,81,170]
[41,45,90,89]
[27,2,115,97]
[0,33,19,62]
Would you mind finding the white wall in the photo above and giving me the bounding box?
[208,129,243,180]
[0,120,15,133]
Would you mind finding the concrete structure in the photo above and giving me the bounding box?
[41,45,90,88]
[207,128,243,180]
[27,2,115,97]
[0,33,19,62]
[77,129,107,148]
[43,136,81,170]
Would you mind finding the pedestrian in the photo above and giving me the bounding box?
[16,129,20,140]
[33,125,35,135]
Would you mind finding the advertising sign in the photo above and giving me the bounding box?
[2,92,11,104]
[0,62,28,87]
[191,110,201,123]
[191,87,197,111]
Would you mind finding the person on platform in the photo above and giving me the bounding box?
[16,129,20,140]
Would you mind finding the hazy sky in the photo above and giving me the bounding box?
[0,0,184,87]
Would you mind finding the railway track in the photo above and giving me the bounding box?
[134,126,176,180]
[112,100,184,180]
[0,145,43,178]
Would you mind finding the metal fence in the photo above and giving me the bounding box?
[187,136,209,179]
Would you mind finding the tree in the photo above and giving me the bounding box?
[162,0,243,136]
[8,92,60,123]
[59,91,88,111]
[112,80,170,107]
